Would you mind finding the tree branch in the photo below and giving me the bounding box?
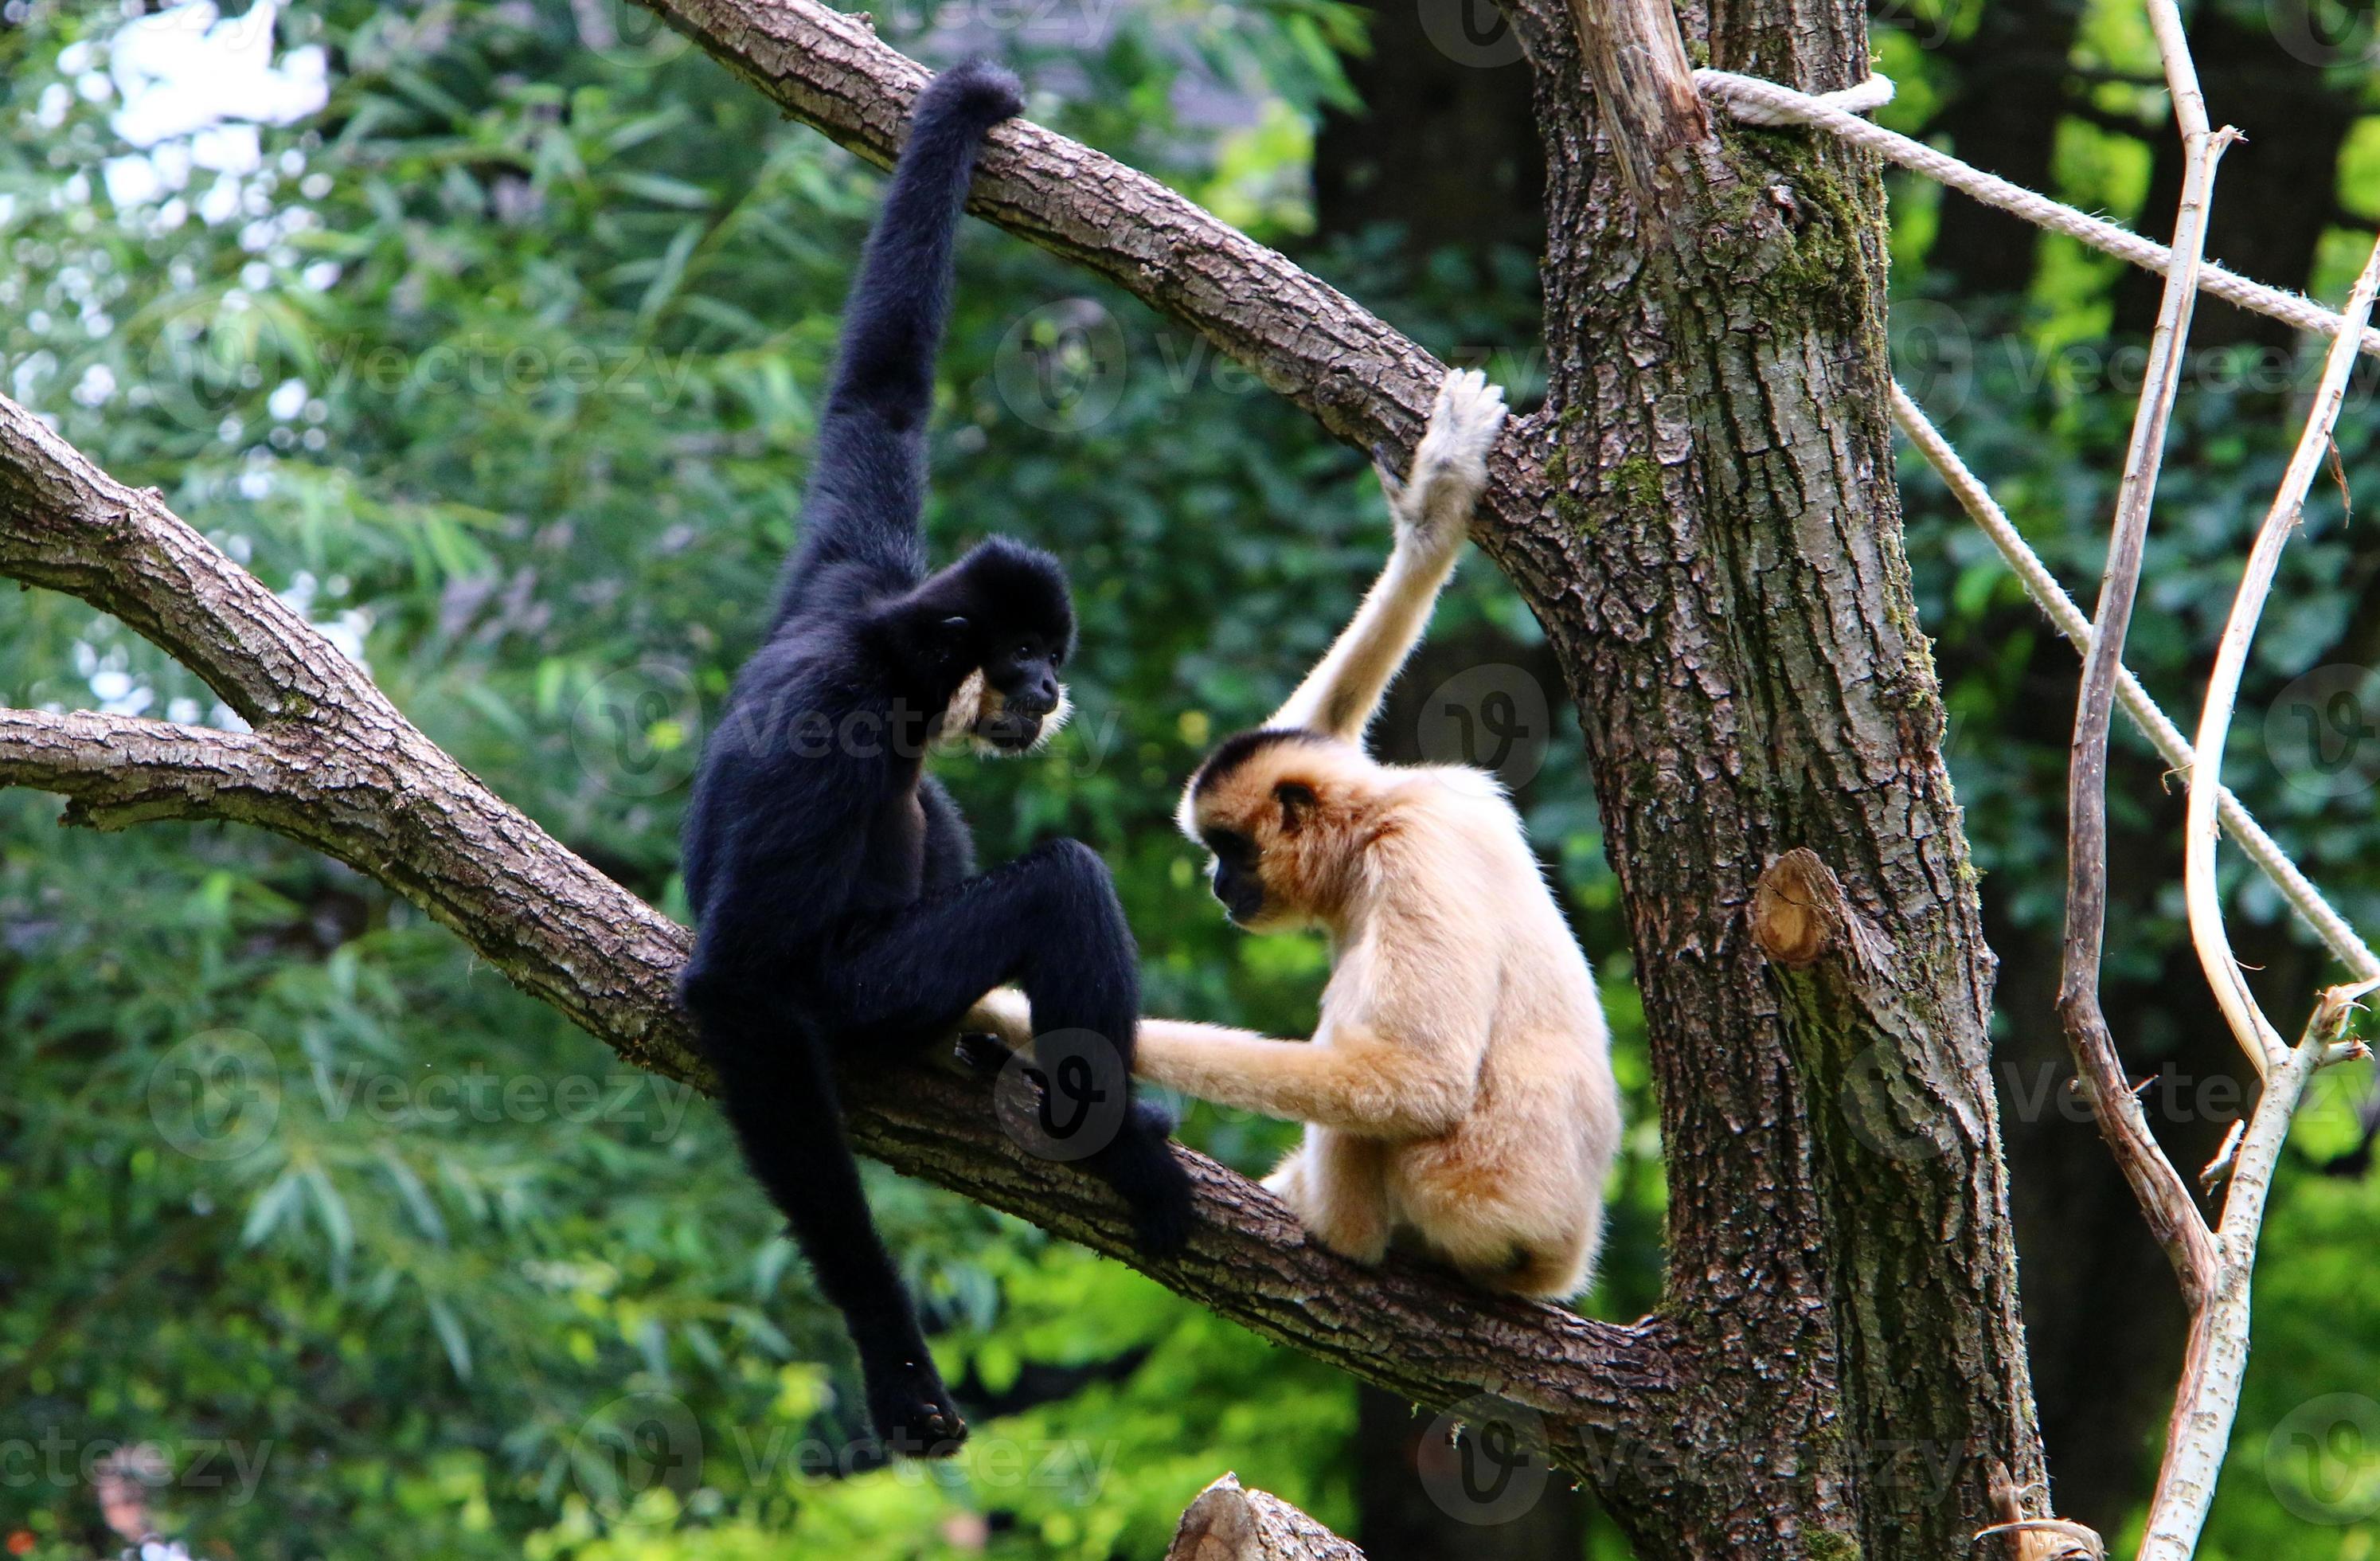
[0,388,1677,1493]
[2054,4,2228,1306]
[626,0,1550,530]
[1165,1474,1366,1561]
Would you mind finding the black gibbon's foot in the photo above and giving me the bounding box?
[932,57,1024,127]
[953,1032,1014,1078]
[963,1036,1194,1254]
[1095,1122,1195,1257]
[866,1363,969,1458]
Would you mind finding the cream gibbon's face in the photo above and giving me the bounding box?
[1178,731,1370,933]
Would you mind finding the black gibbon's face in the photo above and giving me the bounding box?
[936,624,1069,756]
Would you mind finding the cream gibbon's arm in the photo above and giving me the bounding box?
[1131,1017,1485,1137]
[1267,369,1508,745]
[1132,898,1497,1138]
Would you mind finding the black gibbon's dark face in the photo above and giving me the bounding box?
[971,628,1066,752]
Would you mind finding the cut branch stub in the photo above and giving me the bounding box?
[1164,1474,1366,1561]
[1566,0,1711,210]
[1983,1457,2104,1560]
[1751,847,1885,975]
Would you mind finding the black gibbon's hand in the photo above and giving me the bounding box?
[866,1367,968,1460]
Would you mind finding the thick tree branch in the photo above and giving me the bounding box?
[0,389,1676,1496]
[626,0,1549,530]
[0,706,309,829]
[1165,1474,1366,1561]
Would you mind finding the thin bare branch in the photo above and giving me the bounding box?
[2139,982,2378,1561]
[1890,384,2380,982]
[0,706,308,828]
[2054,13,2232,1299]
[2183,234,2380,1077]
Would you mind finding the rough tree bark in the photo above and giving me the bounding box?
[0,0,2050,1554]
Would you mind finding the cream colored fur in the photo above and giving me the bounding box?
[1138,369,1623,1299]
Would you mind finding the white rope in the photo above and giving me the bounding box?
[1694,68,2380,361]
[1888,381,2380,984]
[1709,71,1895,126]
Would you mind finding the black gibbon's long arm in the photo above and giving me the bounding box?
[678,60,1191,1461]
[768,61,1022,627]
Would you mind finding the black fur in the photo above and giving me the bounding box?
[678,60,1191,1459]
[1186,726,1327,796]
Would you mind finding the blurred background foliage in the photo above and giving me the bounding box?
[0,0,2375,1556]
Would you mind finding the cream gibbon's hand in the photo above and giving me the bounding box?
[1379,368,1507,565]
[1270,367,1510,745]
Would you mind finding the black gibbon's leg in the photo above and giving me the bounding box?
[823,840,1194,1254]
[682,976,967,1454]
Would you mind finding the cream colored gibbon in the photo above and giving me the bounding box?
[1136,368,1621,1299]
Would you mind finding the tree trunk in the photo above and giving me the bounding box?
[1475,0,2046,1550]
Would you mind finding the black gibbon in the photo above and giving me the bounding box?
[678,60,1191,1457]
[1138,370,1621,1298]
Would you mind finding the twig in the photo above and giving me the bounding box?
[2139,981,2378,1561]
[2182,233,2380,1078]
[2053,5,2230,1300]
[1890,385,2380,983]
